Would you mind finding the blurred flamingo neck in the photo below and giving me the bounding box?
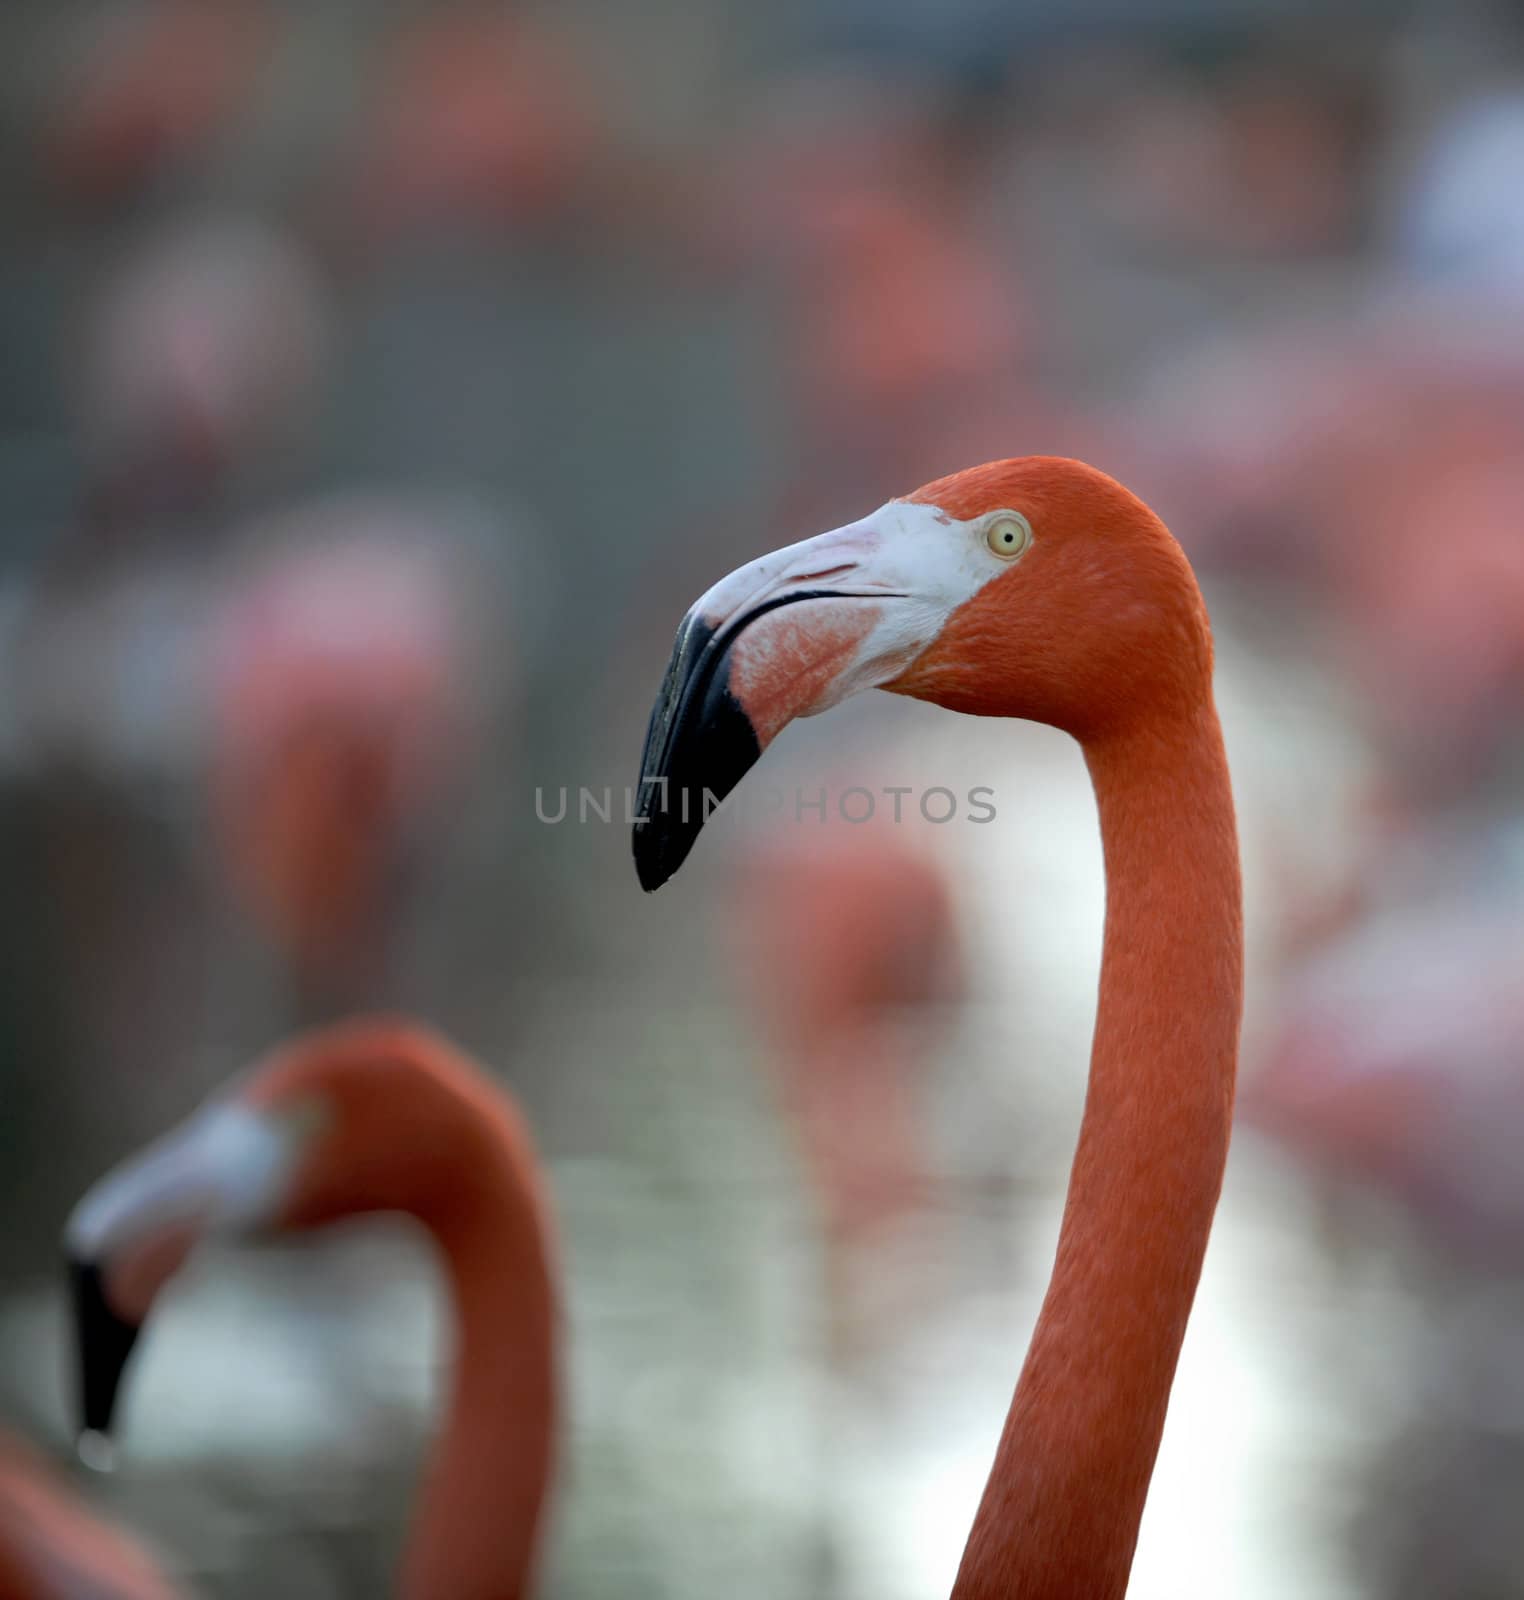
[0,1436,184,1599]
[953,700,1242,1600]
[399,1105,558,1600]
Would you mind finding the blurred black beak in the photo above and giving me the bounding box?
[68,1256,141,1445]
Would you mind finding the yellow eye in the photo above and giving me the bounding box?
[985,512,1033,559]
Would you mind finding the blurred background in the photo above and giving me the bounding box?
[1,0,1522,1595]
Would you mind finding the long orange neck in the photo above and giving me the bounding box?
[399,1100,558,1600]
[953,700,1242,1599]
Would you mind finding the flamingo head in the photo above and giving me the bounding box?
[63,1020,482,1453]
[634,455,1211,888]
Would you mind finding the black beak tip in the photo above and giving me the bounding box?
[630,707,757,890]
[634,603,774,891]
[631,814,688,892]
[633,847,669,894]
[68,1255,141,1443]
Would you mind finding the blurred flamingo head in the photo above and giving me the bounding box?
[78,219,329,499]
[64,1019,502,1447]
[44,0,273,205]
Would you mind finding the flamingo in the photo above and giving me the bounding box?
[73,218,330,525]
[634,456,1243,1598]
[338,6,597,248]
[65,1018,558,1600]
[1245,867,1524,1251]
[732,818,962,1255]
[208,522,486,1017]
[0,1433,180,1599]
[1240,836,1524,1596]
[42,0,273,207]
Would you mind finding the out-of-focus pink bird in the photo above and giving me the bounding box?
[721,74,1029,493]
[732,820,962,1252]
[340,8,596,246]
[1246,881,1524,1250]
[0,1434,180,1599]
[209,519,487,1014]
[1338,444,1524,783]
[75,220,329,521]
[66,1018,559,1600]
[43,0,273,206]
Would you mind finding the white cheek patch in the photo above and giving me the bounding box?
[66,1102,299,1260]
[670,497,1022,751]
[691,499,1011,696]
[794,500,1016,690]
[870,498,1012,612]
[687,524,871,632]
[691,500,1008,630]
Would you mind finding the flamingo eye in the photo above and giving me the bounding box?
[985,513,1033,560]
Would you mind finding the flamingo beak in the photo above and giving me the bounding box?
[634,516,941,889]
[68,1257,145,1447]
[64,1102,304,1455]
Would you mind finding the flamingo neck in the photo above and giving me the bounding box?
[953,699,1243,1600]
[0,1438,182,1599]
[399,1105,558,1600]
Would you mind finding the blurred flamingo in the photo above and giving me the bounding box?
[1135,315,1524,794]
[720,71,1030,503]
[73,219,329,527]
[1243,822,1524,1599]
[339,7,597,248]
[42,0,274,206]
[0,1434,180,1599]
[1245,863,1524,1251]
[209,509,498,1018]
[732,819,962,1256]
[67,1017,558,1600]
[1336,430,1524,788]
